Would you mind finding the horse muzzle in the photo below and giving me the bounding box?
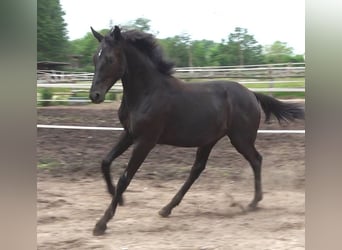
[89,90,105,104]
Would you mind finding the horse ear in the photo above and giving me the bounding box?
[90,27,103,42]
[111,26,122,41]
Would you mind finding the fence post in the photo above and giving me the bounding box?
[268,65,274,96]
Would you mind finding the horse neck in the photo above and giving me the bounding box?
[121,45,165,104]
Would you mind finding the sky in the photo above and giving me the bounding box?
[60,0,305,54]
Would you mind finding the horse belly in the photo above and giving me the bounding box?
[158,115,227,147]
[158,87,230,147]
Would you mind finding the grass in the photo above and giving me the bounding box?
[243,79,305,88]
[242,78,305,99]
[37,159,61,169]
[186,77,305,99]
[272,92,305,99]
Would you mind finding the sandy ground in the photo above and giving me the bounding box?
[37,101,305,250]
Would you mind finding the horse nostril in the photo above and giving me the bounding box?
[90,91,101,102]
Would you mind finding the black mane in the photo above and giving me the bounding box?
[121,30,174,75]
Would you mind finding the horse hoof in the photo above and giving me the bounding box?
[158,208,171,218]
[93,222,107,236]
[247,202,259,211]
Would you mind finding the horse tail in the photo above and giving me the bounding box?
[254,92,305,123]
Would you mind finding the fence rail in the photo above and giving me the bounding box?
[37,63,305,83]
[37,63,305,104]
[37,83,304,103]
[37,124,305,134]
[37,63,305,134]
[37,82,304,92]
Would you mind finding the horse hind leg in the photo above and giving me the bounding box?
[159,142,216,217]
[228,132,263,210]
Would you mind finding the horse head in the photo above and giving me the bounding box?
[89,26,126,104]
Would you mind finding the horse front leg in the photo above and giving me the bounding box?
[93,138,156,236]
[101,131,133,205]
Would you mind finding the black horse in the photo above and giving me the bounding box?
[89,26,304,236]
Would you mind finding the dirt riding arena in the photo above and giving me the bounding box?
[37,101,305,250]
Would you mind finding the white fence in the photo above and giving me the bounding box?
[37,70,93,84]
[37,64,305,134]
[37,63,305,83]
[37,63,305,104]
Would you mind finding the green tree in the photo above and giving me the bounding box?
[263,41,304,63]
[191,40,218,67]
[208,41,230,66]
[123,17,152,32]
[68,18,304,71]
[264,41,293,63]
[226,27,264,65]
[37,0,69,61]
[159,33,192,67]
[69,29,109,71]
[289,54,305,63]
